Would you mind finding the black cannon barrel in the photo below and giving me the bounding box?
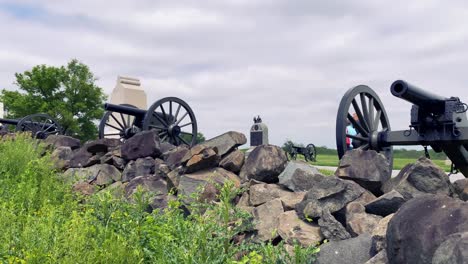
[390,80,447,111]
[0,118,19,125]
[104,103,147,117]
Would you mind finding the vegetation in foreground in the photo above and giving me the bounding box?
[0,135,319,263]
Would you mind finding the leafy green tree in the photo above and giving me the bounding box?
[0,59,106,140]
[196,132,206,144]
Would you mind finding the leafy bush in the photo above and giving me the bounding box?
[0,135,319,263]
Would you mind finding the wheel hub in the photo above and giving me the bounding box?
[168,125,181,136]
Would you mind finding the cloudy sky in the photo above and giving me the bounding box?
[1,0,467,148]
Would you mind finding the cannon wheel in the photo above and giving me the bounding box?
[306,143,317,162]
[142,97,198,146]
[16,113,62,139]
[99,104,139,141]
[336,85,393,167]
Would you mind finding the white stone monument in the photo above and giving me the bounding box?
[105,76,148,137]
[0,102,4,118]
[110,76,147,109]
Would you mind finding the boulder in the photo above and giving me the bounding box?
[44,135,81,150]
[382,157,453,200]
[248,183,306,210]
[364,250,388,264]
[121,130,162,160]
[85,138,120,154]
[386,195,468,264]
[178,168,240,203]
[277,210,323,247]
[335,149,390,195]
[163,145,190,169]
[92,164,122,186]
[296,176,365,218]
[100,181,126,198]
[453,178,468,201]
[278,161,323,192]
[122,157,155,182]
[431,232,468,264]
[315,233,375,264]
[185,147,220,173]
[124,175,168,198]
[318,209,351,241]
[62,167,97,184]
[365,190,405,217]
[72,182,96,196]
[371,214,394,252]
[252,198,284,242]
[166,166,185,192]
[84,152,105,167]
[345,202,382,237]
[51,146,73,170]
[239,145,288,183]
[69,148,93,168]
[219,150,245,173]
[154,159,171,178]
[198,131,247,156]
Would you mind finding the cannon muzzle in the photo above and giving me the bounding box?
[104,103,146,117]
[390,80,447,112]
[0,118,19,125]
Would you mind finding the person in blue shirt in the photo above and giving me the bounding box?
[346,113,358,150]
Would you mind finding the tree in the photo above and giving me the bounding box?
[196,132,206,144]
[0,59,106,141]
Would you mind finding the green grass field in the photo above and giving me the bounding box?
[303,153,451,172]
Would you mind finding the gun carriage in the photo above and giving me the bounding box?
[336,80,468,177]
[99,97,197,146]
[288,144,317,162]
[0,113,62,139]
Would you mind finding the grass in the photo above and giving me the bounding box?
[0,135,319,263]
[290,153,451,172]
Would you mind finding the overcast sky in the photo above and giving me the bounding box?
[1,0,467,148]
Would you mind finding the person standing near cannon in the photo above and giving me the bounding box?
[346,113,358,150]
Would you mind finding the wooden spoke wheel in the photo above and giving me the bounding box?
[99,104,139,141]
[143,97,197,146]
[16,113,62,139]
[336,85,393,167]
[306,143,317,162]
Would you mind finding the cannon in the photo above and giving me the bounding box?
[0,113,63,139]
[336,80,468,177]
[99,97,198,146]
[288,144,317,162]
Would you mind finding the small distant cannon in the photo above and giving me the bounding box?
[336,80,468,177]
[99,97,198,146]
[0,113,62,139]
[288,144,317,162]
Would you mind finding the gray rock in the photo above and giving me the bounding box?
[239,145,288,183]
[382,157,454,200]
[278,161,322,192]
[453,178,468,201]
[99,181,126,198]
[364,250,388,264]
[318,209,351,241]
[122,157,155,182]
[219,150,245,173]
[248,183,305,209]
[85,138,120,154]
[335,149,390,195]
[92,164,122,186]
[386,195,468,264]
[345,202,382,237]
[253,198,284,242]
[121,130,162,160]
[198,131,247,156]
[44,135,81,150]
[51,146,73,170]
[69,148,93,168]
[277,210,323,247]
[178,168,240,204]
[185,147,220,173]
[124,175,168,198]
[296,176,365,218]
[163,145,190,169]
[371,214,394,252]
[62,167,96,184]
[315,233,375,264]
[432,232,468,264]
[365,190,406,217]
[166,166,185,192]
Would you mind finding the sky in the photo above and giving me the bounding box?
[0,0,467,148]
